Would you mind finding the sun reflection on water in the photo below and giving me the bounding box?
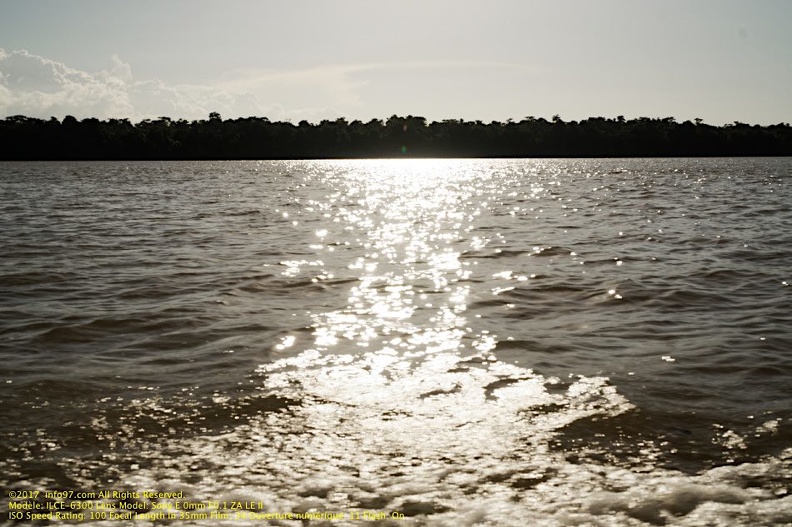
[245,160,637,522]
[276,160,493,360]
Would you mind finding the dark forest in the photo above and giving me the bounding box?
[2,113,791,160]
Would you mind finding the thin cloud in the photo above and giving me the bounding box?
[212,60,535,121]
[0,49,536,123]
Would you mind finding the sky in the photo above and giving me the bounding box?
[0,0,790,125]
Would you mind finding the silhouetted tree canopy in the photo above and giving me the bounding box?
[1,113,791,160]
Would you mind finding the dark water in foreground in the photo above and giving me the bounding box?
[1,158,791,526]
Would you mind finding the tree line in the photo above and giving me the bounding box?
[1,113,791,160]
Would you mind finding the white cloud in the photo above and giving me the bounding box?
[0,48,364,122]
[0,49,271,121]
[93,54,134,86]
[0,49,135,119]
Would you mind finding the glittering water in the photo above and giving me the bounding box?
[1,158,791,526]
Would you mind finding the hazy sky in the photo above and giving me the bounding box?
[1,0,790,124]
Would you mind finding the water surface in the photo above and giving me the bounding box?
[1,158,791,526]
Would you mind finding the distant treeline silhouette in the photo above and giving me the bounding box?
[2,113,791,160]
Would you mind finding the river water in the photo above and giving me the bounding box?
[1,158,791,526]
